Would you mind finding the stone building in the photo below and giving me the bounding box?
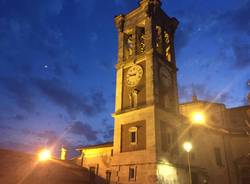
[75,0,250,183]
[179,97,250,184]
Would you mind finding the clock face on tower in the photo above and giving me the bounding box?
[159,67,172,88]
[126,65,143,87]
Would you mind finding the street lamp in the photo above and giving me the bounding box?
[192,112,205,125]
[183,142,192,184]
[38,149,51,162]
[37,149,52,183]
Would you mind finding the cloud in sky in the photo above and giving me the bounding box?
[215,1,250,70]
[232,43,250,69]
[179,83,234,104]
[219,0,250,35]
[32,78,106,118]
[0,77,35,112]
[22,129,59,146]
[11,114,28,121]
[175,22,195,55]
[66,121,98,142]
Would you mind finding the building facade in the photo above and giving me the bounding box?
[179,98,250,184]
[75,0,250,184]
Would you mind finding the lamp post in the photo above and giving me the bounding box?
[38,149,51,162]
[38,149,51,184]
[192,112,205,125]
[183,142,192,184]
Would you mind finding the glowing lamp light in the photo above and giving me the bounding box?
[183,142,192,153]
[192,112,205,124]
[38,149,51,162]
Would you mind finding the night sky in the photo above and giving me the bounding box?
[0,0,249,156]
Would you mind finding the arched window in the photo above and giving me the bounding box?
[129,127,138,145]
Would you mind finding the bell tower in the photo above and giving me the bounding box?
[112,0,183,183]
[114,0,179,113]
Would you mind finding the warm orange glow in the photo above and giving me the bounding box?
[157,164,178,181]
[61,147,67,161]
[183,142,192,153]
[192,112,205,124]
[38,149,51,161]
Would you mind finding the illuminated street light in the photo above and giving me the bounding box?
[192,112,205,124]
[183,142,192,153]
[38,149,51,162]
[183,142,192,184]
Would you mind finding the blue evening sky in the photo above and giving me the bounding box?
[0,0,249,155]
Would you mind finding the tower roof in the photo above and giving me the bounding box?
[140,0,161,3]
[140,0,162,6]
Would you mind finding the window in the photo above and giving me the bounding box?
[89,167,96,180]
[89,167,95,174]
[166,133,171,145]
[106,171,111,184]
[124,33,133,59]
[129,166,136,181]
[191,152,195,160]
[214,147,223,166]
[191,172,199,184]
[136,26,145,54]
[161,121,171,151]
[156,26,163,53]
[189,130,193,138]
[129,127,138,145]
[164,31,172,62]
[172,131,179,155]
[111,149,113,157]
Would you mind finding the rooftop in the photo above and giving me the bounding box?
[76,141,114,150]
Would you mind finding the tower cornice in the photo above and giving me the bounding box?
[140,0,162,7]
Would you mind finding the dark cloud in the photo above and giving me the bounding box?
[101,118,114,140]
[175,22,194,54]
[66,121,98,142]
[0,141,36,153]
[90,90,107,113]
[1,127,70,155]
[103,127,114,140]
[32,78,106,117]
[114,0,137,8]
[220,1,250,35]
[11,114,28,121]
[53,62,64,76]
[0,77,35,112]
[215,1,250,70]
[0,125,15,131]
[68,62,82,75]
[179,83,232,104]
[22,129,59,146]
[97,58,115,71]
[232,43,250,69]
[19,63,33,75]
[0,0,84,80]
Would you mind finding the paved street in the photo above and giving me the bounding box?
[0,149,89,184]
